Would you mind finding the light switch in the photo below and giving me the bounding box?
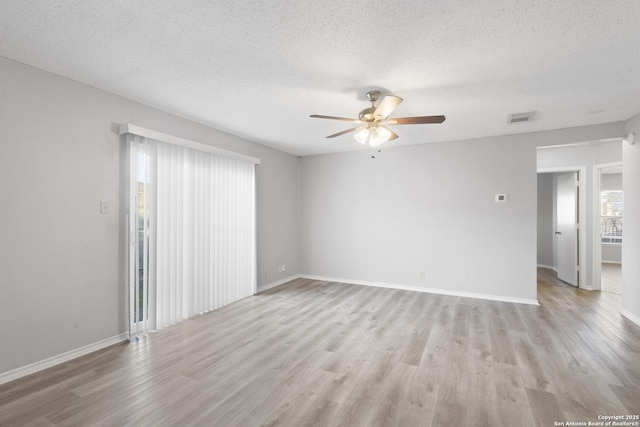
[100,200,110,214]
[495,194,508,203]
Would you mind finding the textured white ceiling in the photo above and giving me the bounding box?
[2,0,640,155]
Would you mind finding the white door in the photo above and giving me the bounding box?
[556,172,579,286]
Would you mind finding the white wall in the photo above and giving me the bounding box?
[602,245,622,263]
[302,136,541,302]
[601,173,623,190]
[537,173,555,268]
[537,141,622,286]
[0,57,301,375]
[622,114,640,323]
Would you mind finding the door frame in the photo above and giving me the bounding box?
[592,161,623,291]
[537,166,587,289]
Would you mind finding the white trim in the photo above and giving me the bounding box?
[537,166,587,173]
[537,137,623,150]
[593,163,602,290]
[537,264,557,271]
[118,123,261,165]
[594,161,624,170]
[257,275,299,293]
[0,333,128,385]
[299,275,540,306]
[537,166,588,289]
[619,308,640,328]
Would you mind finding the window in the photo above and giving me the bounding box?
[601,190,623,244]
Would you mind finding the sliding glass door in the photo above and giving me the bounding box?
[126,132,256,339]
[128,137,150,338]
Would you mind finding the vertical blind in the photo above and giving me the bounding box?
[127,132,257,337]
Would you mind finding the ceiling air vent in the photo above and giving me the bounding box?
[507,111,535,124]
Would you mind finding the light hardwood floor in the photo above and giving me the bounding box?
[1,270,639,426]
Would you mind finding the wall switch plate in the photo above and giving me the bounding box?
[100,200,110,214]
[495,194,508,203]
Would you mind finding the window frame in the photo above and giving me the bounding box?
[600,189,623,245]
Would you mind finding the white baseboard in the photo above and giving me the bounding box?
[299,274,540,306]
[257,275,299,293]
[537,264,557,271]
[0,333,128,386]
[619,308,640,328]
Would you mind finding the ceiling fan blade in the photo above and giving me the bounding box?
[310,114,360,122]
[379,126,399,141]
[326,126,365,138]
[374,95,403,120]
[388,115,446,125]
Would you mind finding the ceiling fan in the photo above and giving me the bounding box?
[310,91,445,148]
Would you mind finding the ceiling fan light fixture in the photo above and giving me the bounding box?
[369,132,382,147]
[354,127,390,147]
[355,128,370,144]
[375,126,392,142]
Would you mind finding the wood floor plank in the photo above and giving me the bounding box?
[18,416,57,427]
[609,383,640,414]
[0,370,97,426]
[294,397,340,427]
[431,400,467,427]
[1,268,639,426]
[525,387,565,427]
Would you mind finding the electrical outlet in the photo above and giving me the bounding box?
[263,271,268,279]
[419,271,426,280]
[100,200,110,214]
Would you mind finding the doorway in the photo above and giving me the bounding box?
[556,171,579,286]
[593,162,623,294]
[537,167,587,289]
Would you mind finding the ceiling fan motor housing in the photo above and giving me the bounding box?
[360,91,381,122]
[366,91,380,103]
[359,107,377,122]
